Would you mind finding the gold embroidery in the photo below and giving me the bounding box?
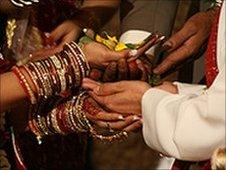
[6,19,17,49]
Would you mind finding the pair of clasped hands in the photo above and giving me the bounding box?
[31,9,214,133]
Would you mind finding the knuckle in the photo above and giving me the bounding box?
[183,44,194,56]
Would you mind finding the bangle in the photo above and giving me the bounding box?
[12,66,37,104]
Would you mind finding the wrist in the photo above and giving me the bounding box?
[155,81,178,94]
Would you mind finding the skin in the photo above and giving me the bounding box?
[0,42,128,112]
[83,78,178,116]
[153,9,216,75]
[82,78,178,131]
[82,9,218,132]
[32,0,120,59]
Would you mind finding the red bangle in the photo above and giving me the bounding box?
[11,66,37,104]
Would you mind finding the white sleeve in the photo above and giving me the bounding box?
[142,66,225,161]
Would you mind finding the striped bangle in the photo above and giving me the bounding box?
[12,66,37,104]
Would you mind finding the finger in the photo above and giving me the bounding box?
[50,25,66,42]
[57,31,78,51]
[118,58,128,80]
[141,57,153,74]
[102,62,117,82]
[43,32,55,47]
[123,120,142,132]
[82,78,101,90]
[108,49,130,61]
[31,48,58,61]
[83,78,100,84]
[134,35,159,58]
[90,81,125,96]
[153,42,195,75]
[95,115,140,130]
[136,59,147,81]
[88,69,103,81]
[128,60,142,80]
[163,21,197,52]
[89,92,116,113]
[86,111,124,122]
[89,92,132,115]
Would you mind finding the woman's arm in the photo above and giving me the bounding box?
[0,69,35,112]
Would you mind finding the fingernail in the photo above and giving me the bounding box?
[118,115,125,120]
[153,68,159,74]
[129,49,138,56]
[135,59,141,64]
[133,115,141,121]
[162,42,172,51]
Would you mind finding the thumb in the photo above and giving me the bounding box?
[82,78,101,90]
[50,25,65,42]
[108,49,130,61]
[94,82,125,96]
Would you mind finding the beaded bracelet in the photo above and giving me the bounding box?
[12,66,37,104]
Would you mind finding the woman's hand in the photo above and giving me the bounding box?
[153,10,216,75]
[82,78,151,115]
[84,96,141,132]
[49,20,82,51]
[82,42,129,69]
[31,20,81,60]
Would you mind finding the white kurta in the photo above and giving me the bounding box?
[142,2,225,162]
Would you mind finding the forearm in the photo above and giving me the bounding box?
[1,42,90,112]
[0,71,32,112]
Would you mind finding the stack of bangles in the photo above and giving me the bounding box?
[11,42,128,144]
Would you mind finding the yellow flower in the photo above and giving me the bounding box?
[95,34,117,50]
[95,34,104,43]
[106,35,118,44]
[114,42,128,51]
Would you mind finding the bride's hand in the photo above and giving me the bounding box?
[31,20,82,61]
[82,78,151,116]
[84,97,141,131]
[82,42,129,69]
[82,78,142,132]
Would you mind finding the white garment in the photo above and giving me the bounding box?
[142,1,225,162]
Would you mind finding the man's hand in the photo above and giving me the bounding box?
[82,78,151,115]
[153,10,216,75]
[84,96,141,132]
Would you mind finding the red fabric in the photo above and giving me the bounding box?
[204,8,221,87]
[172,6,222,170]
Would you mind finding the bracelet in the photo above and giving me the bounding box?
[12,66,37,104]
